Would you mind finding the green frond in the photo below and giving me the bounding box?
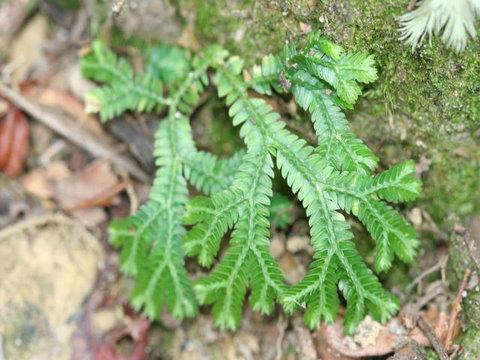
[110,117,197,319]
[183,192,240,267]
[288,34,377,105]
[81,41,167,122]
[85,75,166,121]
[183,150,245,195]
[249,54,284,94]
[93,42,230,321]
[355,200,419,270]
[274,144,398,332]
[283,252,340,325]
[324,168,420,272]
[337,237,399,333]
[190,149,285,328]
[289,70,378,173]
[212,47,413,333]
[81,40,133,84]
[367,160,422,203]
[108,202,162,276]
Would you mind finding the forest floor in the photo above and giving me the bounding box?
[0,1,478,359]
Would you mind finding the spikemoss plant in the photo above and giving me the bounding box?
[81,32,421,334]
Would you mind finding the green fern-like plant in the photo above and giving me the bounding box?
[81,32,421,334]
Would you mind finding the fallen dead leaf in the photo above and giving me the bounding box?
[22,161,71,200]
[22,160,124,226]
[0,105,29,176]
[299,21,312,34]
[51,160,121,210]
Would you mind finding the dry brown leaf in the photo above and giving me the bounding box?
[22,160,124,226]
[0,105,29,176]
[51,160,120,211]
[299,21,312,34]
[22,161,71,199]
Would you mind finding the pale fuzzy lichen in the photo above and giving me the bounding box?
[399,0,480,52]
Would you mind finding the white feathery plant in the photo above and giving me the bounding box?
[399,0,480,52]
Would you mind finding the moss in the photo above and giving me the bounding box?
[186,0,288,65]
[422,150,480,221]
[460,327,480,359]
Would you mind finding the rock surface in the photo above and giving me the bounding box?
[0,214,104,360]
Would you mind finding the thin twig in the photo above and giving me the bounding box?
[417,316,448,360]
[445,269,471,351]
[0,82,149,182]
[403,281,446,315]
[406,255,449,292]
[119,169,139,215]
